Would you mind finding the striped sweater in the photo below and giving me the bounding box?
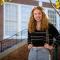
[28,23,60,46]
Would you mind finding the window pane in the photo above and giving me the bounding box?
[48,10,56,27]
[4,3,18,38]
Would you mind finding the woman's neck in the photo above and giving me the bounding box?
[36,22,41,30]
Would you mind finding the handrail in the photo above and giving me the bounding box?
[0,28,27,52]
[0,28,27,40]
[5,28,27,39]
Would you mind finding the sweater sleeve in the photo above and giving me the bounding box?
[28,31,31,44]
[50,24,60,46]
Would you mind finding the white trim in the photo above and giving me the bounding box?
[3,3,5,39]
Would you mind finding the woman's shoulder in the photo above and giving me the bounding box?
[48,23,54,27]
[48,23,55,29]
[48,23,59,33]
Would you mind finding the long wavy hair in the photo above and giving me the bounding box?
[28,6,49,33]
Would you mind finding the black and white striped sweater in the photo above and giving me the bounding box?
[28,23,60,46]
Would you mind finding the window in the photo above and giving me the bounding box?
[4,3,34,39]
[21,5,34,30]
[4,3,18,39]
[48,10,56,27]
[59,14,60,33]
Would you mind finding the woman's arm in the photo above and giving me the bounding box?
[28,31,33,50]
[44,23,60,50]
[28,31,31,44]
[50,24,60,46]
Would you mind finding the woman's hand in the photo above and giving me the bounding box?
[28,44,33,50]
[44,43,54,50]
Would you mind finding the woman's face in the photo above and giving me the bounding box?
[33,9,42,22]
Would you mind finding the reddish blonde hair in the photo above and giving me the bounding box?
[28,6,49,33]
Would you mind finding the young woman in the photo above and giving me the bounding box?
[28,6,60,60]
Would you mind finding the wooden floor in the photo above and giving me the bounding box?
[1,44,28,60]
